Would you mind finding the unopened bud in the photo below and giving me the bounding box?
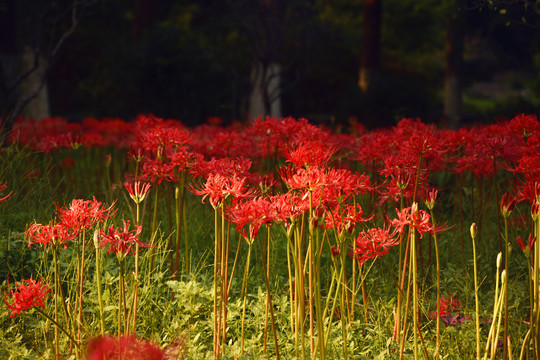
[470,223,477,239]
[496,252,502,268]
[93,229,100,248]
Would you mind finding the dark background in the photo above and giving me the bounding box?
[2,0,540,129]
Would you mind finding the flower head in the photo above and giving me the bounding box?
[500,193,517,219]
[56,197,116,232]
[3,277,50,318]
[99,220,144,256]
[354,227,399,266]
[228,197,276,242]
[189,173,255,208]
[26,221,78,248]
[516,234,535,258]
[125,181,152,204]
[390,203,433,238]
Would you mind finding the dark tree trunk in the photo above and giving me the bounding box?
[359,0,382,94]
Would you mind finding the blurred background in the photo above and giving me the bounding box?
[1,0,540,130]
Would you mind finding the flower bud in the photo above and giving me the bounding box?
[424,189,438,210]
[500,193,516,219]
[470,223,477,240]
[93,229,100,248]
[532,201,539,221]
[496,252,502,269]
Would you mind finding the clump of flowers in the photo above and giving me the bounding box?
[85,335,166,360]
[3,277,50,318]
[99,219,144,257]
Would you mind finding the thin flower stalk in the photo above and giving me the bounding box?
[257,228,280,360]
[483,254,504,360]
[425,189,441,355]
[471,224,481,360]
[533,199,540,359]
[240,239,253,356]
[93,230,105,336]
[500,192,516,360]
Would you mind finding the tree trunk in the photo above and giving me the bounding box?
[444,3,464,128]
[249,62,282,119]
[19,47,50,121]
[359,0,382,94]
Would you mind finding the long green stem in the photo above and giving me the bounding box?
[471,224,481,360]
[52,246,60,359]
[118,257,126,336]
[503,216,510,360]
[411,229,419,360]
[94,235,105,336]
[149,186,159,275]
[77,230,86,359]
[240,241,252,356]
[258,231,281,360]
[213,206,220,359]
[131,200,141,334]
[430,210,441,356]
[340,237,349,360]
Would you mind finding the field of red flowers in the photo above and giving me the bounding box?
[1,114,539,359]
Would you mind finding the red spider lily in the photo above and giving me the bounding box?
[500,193,517,218]
[280,165,328,191]
[247,116,301,158]
[3,277,50,318]
[140,157,176,185]
[285,140,340,168]
[132,114,191,155]
[516,234,535,258]
[515,180,540,203]
[354,227,399,266]
[378,154,431,203]
[456,124,522,177]
[189,173,256,208]
[390,203,433,238]
[267,193,304,230]
[56,198,117,233]
[507,113,540,138]
[325,168,372,199]
[324,204,373,234]
[228,197,276,241]
[125,181,151,204]
[85,335,165,360]
[204,129,255,158]
[189,157,252,180]
[26,221,78,248]
[0,182,12,203]
[99,220,144,256]
[423,188,438,210]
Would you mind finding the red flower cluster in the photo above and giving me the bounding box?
[85,335,165,360]
[99,219,144,256]
[354,227,399,266]
[3,277,50,318]
[26,221,78,248]
[56,197,117,232]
